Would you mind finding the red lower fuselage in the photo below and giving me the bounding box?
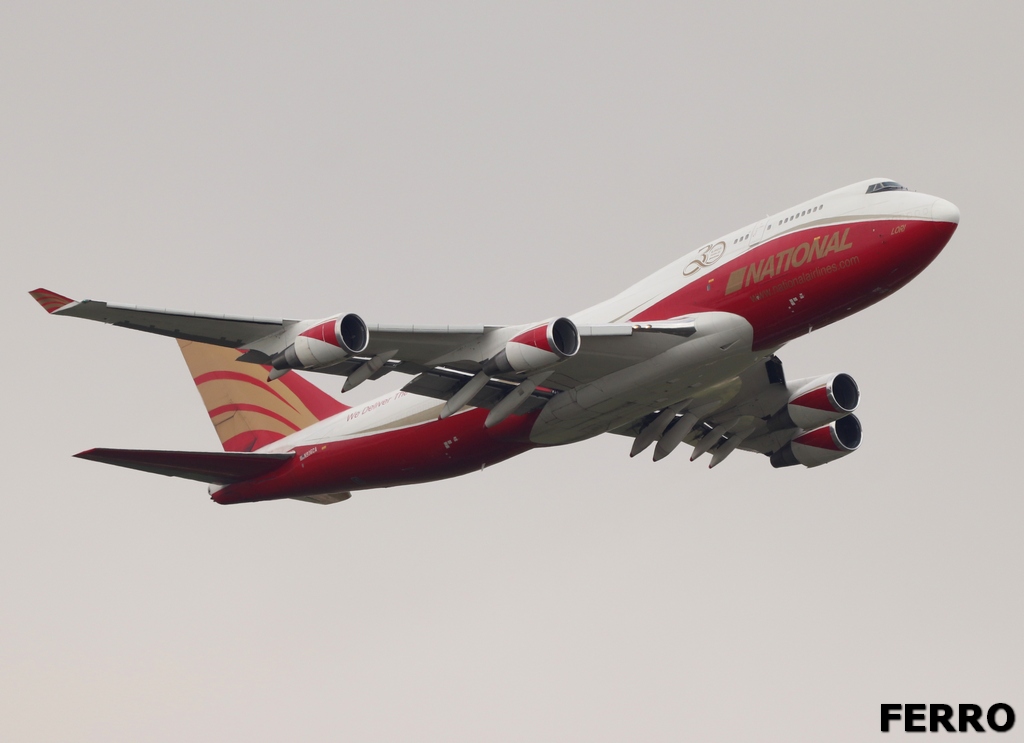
[213,406,540,504]
[634,217,957,350]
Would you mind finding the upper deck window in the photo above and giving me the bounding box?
[866,181,908,194]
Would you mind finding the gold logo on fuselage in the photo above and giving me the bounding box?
[683,241,727,276]
[724,228,854,295]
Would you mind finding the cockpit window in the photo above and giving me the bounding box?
[866,181,908,194]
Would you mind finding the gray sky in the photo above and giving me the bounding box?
[3,3,1022,741]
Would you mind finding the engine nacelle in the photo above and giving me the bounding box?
[486,317,580,375]
[271,314,369,371]
[770,414,862,468]
[766,372,860,432]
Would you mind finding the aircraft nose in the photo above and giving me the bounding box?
[931,197,960,226]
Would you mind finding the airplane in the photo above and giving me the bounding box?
[30,178,959,505]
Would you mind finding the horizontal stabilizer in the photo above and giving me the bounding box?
[75,448,294,484]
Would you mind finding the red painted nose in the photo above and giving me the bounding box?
[924,198,958,262]
[885,198,958,288]
[917,200,962,274]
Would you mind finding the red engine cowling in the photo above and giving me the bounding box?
[271,314,369,371]
[770,414,862,468]
[767,372,860,432]
[487,317,580,375]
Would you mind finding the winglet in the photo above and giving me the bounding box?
[29,288,75,314]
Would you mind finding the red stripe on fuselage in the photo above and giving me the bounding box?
[633,219,956,350]
[212,408,541,504]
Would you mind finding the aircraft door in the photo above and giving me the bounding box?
[749,218,768,245]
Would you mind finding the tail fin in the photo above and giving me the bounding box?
[177,340,348,452]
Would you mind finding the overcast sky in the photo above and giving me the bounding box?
[3,3,1022,741]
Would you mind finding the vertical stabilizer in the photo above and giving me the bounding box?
[177,340,348,452]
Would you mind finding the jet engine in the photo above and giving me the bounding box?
[769,415,862,468]
[270,314,369,372]
[485,317,580,375]
[766,372,860,432]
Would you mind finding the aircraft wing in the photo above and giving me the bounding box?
[611,355,862,468]
[30,288,496,369]
[30,288,690,416]
[611,357,786,443]
[30,288,660,385]
[30,289,298,347]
